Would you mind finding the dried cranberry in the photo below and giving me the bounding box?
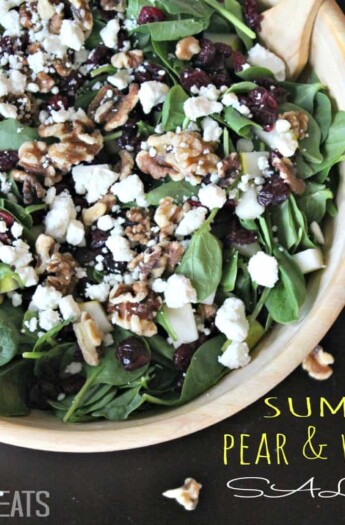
[46,94,69,111]
[231,50,247,72]
[180,68,212,91]
[74,248,99,265]
[87,45,112,66]
[255,77,288,104]
[243,87,279,130]
[0,210,14,227]
[134,62,169,84]
[116,123,141,151]
[116,337,151,371]
[0,36,15,58]
[60,71,84,95]
[138,6,165,25]
[195,39,216,66]
[244,0,263,32]
[103,253,127,274]
[215,42,232,58]
[209,68,232,88]
[61,375,86,396]
[225,220,258,246]
[174,343,197,372]
[89,229,109,249]
[258,175,290,207]
[0,150,18,171]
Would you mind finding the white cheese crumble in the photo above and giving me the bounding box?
[45,191,77,241]
[235,186,265,220]
[27,51,45,74]
[164,274,197,309]
[222,92,251,117]
[215,297,249,342]
[111,174,146,205]
[138,81,170,114]
[248,251,279,288]
[0,102,17,119]
[11,222,23,239]
[59,295,81,321]
[0,240,33,269]
[247,43,286,81]
[16,267,39,287]
[97,215,114,231]
[39,308,61,331]
[85,282,111,303]
[184,96,223,121]
[256,122,298,158]
[198,185,226,210]
[218,341,251,369]
[66,220,85,246]
[30,285,62,311]
[175,207,207,237]
[100,19,121,48]
[72,165,118,204]
[108,70,133,90]
[105,235,134,262]
[60,20,85,51]
[201,117,223,142]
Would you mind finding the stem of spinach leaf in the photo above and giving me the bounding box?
[90,65,116,78]
[249,287,271,322]
[202,0,256,39]
[103,130,122,142]
[22,352,43,359]
[63,366,104,423]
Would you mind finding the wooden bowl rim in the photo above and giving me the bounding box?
[0,0,344,453]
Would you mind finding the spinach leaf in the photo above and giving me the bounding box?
[132,19,209,41]
[226,81,257,94]
[157,0,213,17]
[224,0,252,49]
[296,182,333,223]
[266,248,306,324]
[221,249,238,292]
[0,308,21,366]
[92,386,143,420]
[161,86,188,131]
[223,106,261,138]
[283,82,325,113]
[0,263,23,293]
[146,180,198,205]
[145,335,175,364]
[156,307,178,341]
[202,0,255,39]
[311,111,345,172]
[0,198,33,229]
[32,319,72,353]
[177,218,223,302]
[236,66,274,81]
[0,360,33,416]
[0,120,39,151]
[314,92,332,143]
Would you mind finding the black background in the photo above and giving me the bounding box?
[1,2,345,524]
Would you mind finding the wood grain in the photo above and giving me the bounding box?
[0,0,344,452]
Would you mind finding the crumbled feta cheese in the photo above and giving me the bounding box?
[2,8,21,37]
[42,34,67,59]
[0,239,32,269]
[184,96,223,121]
[248,251,279,288]
[8,70,27,94]
[215,297,249,342]
[198,185,226,210]
[218,341,251,369]
[85,282,110,303]
[108,70,133,90]
[0,102,17,119]
[10,291,22,307]
[235,186,265,220]
[72,165,118,204]
[256,123,298,158]
[45,191,77,241]
[30,285,62,311]
[11,222,23,239]
[65,361,83,375]
[0,220,7,233]
[164,274,197,309]
[138,81,170,114]
[100,19,121,48]
[25,316,38,333]
[111,174,145,205]
[152,278,167,293]
[198,84,220,101]
[39,308,61,331]
[27,51,45,74]
[175,207,207,236]
[247,44,286,81]
[275,119,291,133]
[106,235,134,262]
[97,215,114,231]
[66,220,85,246]
[16,267,39,287]
[60,20,85,51]
[222,92,251,117]
[201,117,223,142]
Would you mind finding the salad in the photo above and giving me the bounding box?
[0,0,344,423]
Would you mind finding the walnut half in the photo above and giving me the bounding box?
[302,345,334,381]
[163,478,202,511]
[73,312,102,366]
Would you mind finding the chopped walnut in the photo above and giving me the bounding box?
[46,252,78,294]
[82,202,108,226]
[17,141,58,183]
[5,93,38,124]
[19,1,38,29]
[154,197,184,238]
[280,111,309,140]
[272,156,306,195]
[101,0,127,11]
[53,59,73,77]
[69,0,93,36]
[108,282,162,337]
[98,193,117,211]
[128,245,168,279]
[165,241,185,271]
[49,11,64,34]
[73,312,102,366]
[197,304,216,320]
[116,150,134,180]
[163,478,202,511]
[136,132,220,183]
[111,50,144,69]
[302,345,334,381]
[36,72,56,93]
[217,153,241,182]
[176,37,201,61]
[35,234,56,275]
[125,207,151,245]
[11,169,46,205]
[39,116,103,173]
[88,84,139,131]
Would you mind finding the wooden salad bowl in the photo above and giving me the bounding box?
[0,0,344,452]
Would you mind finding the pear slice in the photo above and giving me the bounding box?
[240,152,270,177]
[292,249,325,274]
[79,301,112,333]
[164,304,199,349]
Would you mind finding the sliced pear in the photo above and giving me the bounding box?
[79,300,112,333]
[292,249,325,274]
[235,186,265,220]
[240,152,270,177]
[0,276,20,294]
[164,304,199,349]
[203,32,240,50]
